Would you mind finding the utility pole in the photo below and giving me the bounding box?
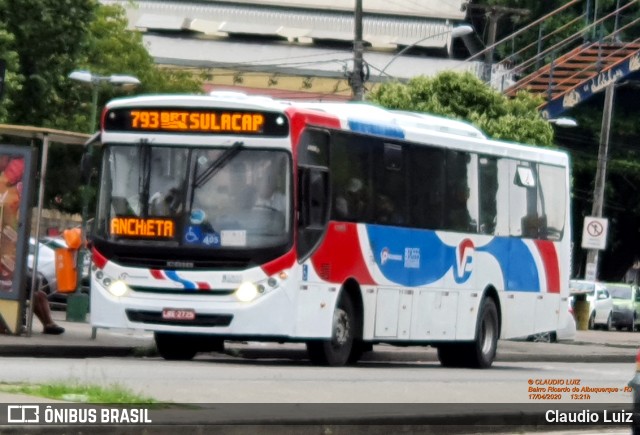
[466,4,529,82]
[350,0,365,101]
[585,83,615,280]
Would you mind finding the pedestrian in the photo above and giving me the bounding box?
[0,284,64,335]
[31,287,65,335]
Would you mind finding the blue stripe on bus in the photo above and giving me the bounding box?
[366,225,540,291]
[165,270,197,290]
[348,119,405,139]
[479,237,540,292]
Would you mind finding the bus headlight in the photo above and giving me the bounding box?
[107,280,130,297]
[235,281,259,302]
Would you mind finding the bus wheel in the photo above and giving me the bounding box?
[154,332,198,361]
[438,298,498,369]
[468,298,499,368]
[306,295,355,366]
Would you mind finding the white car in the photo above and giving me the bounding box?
[569,279,614,330]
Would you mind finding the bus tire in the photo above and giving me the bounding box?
[438,298,499,368]
[306,294,355,366]
[467,297,499,369]
[347,340,371,364]
[154,332,198,361]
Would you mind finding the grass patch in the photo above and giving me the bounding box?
[0,381,157,404]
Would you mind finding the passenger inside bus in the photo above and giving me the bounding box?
[254,177,285,213]
[447,184,473,232]
[149,186,182,216]
[335,177,366,220]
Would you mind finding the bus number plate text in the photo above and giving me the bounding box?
[162,308,196,321]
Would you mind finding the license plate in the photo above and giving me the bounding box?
[162,308,196,320]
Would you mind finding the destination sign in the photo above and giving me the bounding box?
[103,107,289,136]
[110,217,175,239]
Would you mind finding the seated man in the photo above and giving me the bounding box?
[32,288,65,335]
[0,284,64,335]
[254,179,285,213]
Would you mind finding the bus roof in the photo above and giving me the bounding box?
[104,93,569,166]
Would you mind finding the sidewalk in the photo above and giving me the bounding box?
[0,310,637,363]
[0,310,154,358]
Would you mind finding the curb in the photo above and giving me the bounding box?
[0,345,139,358]
[0,344,634,364]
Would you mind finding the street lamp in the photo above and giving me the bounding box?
[378,25,475,78]
[66,70,140,322]
[69,70,141,133]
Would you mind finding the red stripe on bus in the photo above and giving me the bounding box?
[262,248,297,277]
[310,222,375,285]
[150,269,165,280]
[533,240,560,293]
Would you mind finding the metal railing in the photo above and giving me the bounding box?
[469,0,640,92]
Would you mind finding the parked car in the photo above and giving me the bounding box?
[609,283,640,331]
[27,237,89,303]
[527,298,576,343]
[569,279,614,330]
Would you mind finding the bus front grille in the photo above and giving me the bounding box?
[128,286,235,296]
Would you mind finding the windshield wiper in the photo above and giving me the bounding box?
[194,141,244,188]
[138,140,152,216]
[189,141,244,211]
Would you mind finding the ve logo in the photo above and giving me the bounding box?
[454,239,474,283]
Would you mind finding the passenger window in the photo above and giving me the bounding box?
[537,165,566,240]
[478,156,498,235]
[443,151,478,233]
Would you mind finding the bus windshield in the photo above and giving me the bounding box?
[96,144,291,250]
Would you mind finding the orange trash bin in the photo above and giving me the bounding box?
[55,248,77,293]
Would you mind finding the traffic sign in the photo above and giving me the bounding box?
[581,216,608,250]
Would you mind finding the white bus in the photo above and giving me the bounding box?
[88,93,571,368]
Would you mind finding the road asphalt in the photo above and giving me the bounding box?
[0,310,638,432]
[0,309,637,362]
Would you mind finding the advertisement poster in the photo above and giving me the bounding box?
[0,145,36,334]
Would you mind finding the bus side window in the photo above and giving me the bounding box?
[509,161,538,238]
[478,156,497,235]
[297,127,330,260]
[330,131,372,223]
[443,151,478,233]
[411,146,444,229]
[309,170,329,225]
[374,143,407,226]
[537,164,566,241]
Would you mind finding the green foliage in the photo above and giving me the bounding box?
[3,0,97,127]
[0,1,205,214]
[368,72,554,146]
[55,4,203,133]
[1,381,157,403]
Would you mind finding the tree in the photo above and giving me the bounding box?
[0,0,23,123]
[368,71,554,146]
[0,2,204,214]
[3,0,97,128]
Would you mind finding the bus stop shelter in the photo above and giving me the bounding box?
[0,124,90,336]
